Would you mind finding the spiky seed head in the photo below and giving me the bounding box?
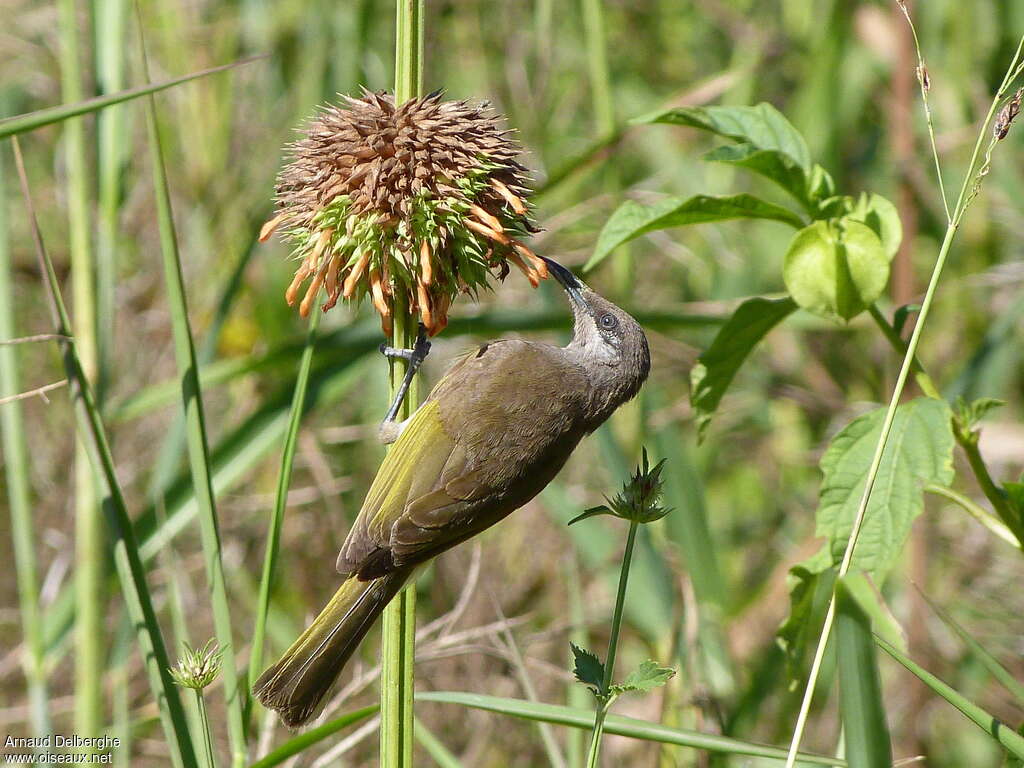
[169,640,223,691]
[260,90,547,335]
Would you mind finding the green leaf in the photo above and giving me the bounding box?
[783,220,890,322]
[247,705,379,768]
[570,643,607,697]
[777,560,836,678]
[836,579,894,768]
[635,102,812,172]
[568,505,614,526]
[611,661,676,695]
[954,395,1006,430]
[703,144,812,209]
[690,296,797,440]
[838,571,906,653]
[847,193,903,260]
[815,398,955,580]
[875,636,1024,760]
[417,691,847,765]
[587,193,803,271]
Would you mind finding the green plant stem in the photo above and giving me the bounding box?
[196,692,217,768]
[135,8,247,764]
[783,35,1024,768]
[0,124,52,742]
[924,484,1019,547]
[585,519,639,768]
[249,307,321,711]
[57,0,104,741]
[12,136,199,768]
[381,3,424,765]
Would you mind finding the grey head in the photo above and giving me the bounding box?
[540,256,651,426]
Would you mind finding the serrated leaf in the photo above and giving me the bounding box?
[634,102,812,172]
[570,643,606,697]
[783,220,890,322]
[611,661,676,695]
[690,296,797,440]
[587,193,803,271]
[816,398,955,580]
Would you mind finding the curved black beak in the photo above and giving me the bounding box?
[539,256,585,306]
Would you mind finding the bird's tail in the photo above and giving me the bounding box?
[253,568,411,728]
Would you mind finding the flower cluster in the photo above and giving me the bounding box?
[260,90,546,335]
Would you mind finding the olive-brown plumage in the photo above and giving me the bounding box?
[254,258,649,728]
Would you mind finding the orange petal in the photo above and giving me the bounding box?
[430,293,450,336]
[491,178,528,216]
[465,218,511,246]
[299,269,325,317]
[310,227,334,267]
[369,269,389,317]
[511,240,548,279]
[285,264,311,306]
[259,212,289,242]
[508,252,540,287]
[420,240,433,286]
[469,203,504,233]
[325,256,340,301]
[343,251,371,298]
[417,280,434,332]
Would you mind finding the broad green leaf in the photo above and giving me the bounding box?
[0,56,265,139]
[611,661,676,695]
[703,143,812,209]
[635,102,812,172]
[417,691,847,765]
[783,220,890,322]
[847,193,903,260]
[875,637,1024,760]
[570,643,606,697]
[777,560,835,677]
[690,296,797,440]
[815,398,955,580]
[587,193,803,271]
[836,579,894,768]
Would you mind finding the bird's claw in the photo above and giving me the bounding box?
[380,324,431,427]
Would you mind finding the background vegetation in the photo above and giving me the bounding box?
[1,0,1023,765]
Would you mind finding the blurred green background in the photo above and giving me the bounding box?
[1,0,1023,765]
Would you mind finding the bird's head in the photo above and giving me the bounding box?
[541,257,651,417]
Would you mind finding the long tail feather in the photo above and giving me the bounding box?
[253,569,410,728]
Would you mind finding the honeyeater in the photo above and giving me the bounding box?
[254,256,650,727]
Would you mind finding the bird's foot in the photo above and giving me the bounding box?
[379,323,431,431]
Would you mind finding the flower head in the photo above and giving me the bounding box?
[169,639,223,691]
[260,90,546,335]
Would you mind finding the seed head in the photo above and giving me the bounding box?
[260,90,546,335]
[994,88,1023,141]
[169,640,223,691]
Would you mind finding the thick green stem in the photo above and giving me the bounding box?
[57,0,104,741]
[381,3,424,765]
[585,520,639,768]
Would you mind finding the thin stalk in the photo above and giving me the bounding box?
[585,520,639,768]
[783,36,1024,768]
[134,7,247,765]
[196,693,217,768]
[381,3,424,765]
[248,307,321,711]
[0,126,52,741]
[924,484,1019,548]
[57,0,104,740]
[12,136,199,768]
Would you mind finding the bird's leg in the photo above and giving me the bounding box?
[378,323,431,444]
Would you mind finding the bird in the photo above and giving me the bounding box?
[253,256,650,728]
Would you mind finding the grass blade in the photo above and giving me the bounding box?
[875,635,1024,760]
[0,118,52,741]
[414,718,465,768]
[0,56,266,139]
[247,706,379,768]
[835,578,892,768]
[135,9,247,764]
[416,692,847,766]
[11,136,198,768]
[247,307,321,715]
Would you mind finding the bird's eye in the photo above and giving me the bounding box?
[599,313,618,330]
